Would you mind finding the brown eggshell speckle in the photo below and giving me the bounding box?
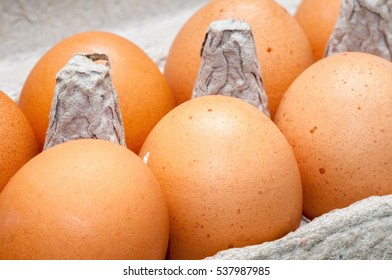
[0,139,169,259]
[0,91,38,192]
[140,95,303,259]
[274,52,392,219]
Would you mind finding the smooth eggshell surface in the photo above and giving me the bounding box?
[0,139,169,259]
[295,0,341,60]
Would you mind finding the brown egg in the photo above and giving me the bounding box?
[164,0,315,118]
[274,52,392,219]
[139,95,302,259]
[18,31,175,153]
[295,0,342,60]
[0,91,38,192]
[0,139,169,259]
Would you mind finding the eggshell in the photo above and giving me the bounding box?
[0,139,169,259]
[139,95,302,259]
[164,0,315,118]
[274,52,392,219]
[0,91,38,192]
[18,31,175,153]
[295,0,341,60]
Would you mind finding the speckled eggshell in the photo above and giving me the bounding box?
[0,139,169,259]
[274,52,392,219]
[0,91,38,192]
[139,95,303,260]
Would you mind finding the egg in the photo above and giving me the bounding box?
[295,0,342,60]
[18,31,175,153]
[0,91,38,192]
[139,95,302,259]
[0,139,169,259]
[164,0,315,118]
[274,52,392,219]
